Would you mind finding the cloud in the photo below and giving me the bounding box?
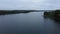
[0,0,59,10]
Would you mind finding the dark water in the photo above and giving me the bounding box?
[0,12,60,34]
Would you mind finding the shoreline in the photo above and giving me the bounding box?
[44,10,60,21]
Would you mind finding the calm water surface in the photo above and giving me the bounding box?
[0,12,60,34]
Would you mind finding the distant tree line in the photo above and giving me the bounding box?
[0,10,34,14]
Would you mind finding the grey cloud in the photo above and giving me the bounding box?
[0,0,60,10]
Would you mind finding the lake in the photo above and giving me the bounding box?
[0,11,60,34]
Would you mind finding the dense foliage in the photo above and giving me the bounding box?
[44,10,60,21]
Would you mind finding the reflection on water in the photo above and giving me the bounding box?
[44,15,60,23]
[0,11,60,34]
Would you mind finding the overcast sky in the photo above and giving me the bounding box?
[0,0,60,10]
